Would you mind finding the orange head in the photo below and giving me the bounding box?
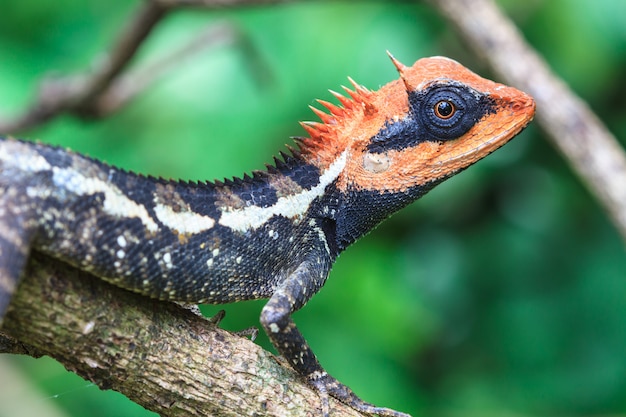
[299,54,535,192]
[295,54,535,248]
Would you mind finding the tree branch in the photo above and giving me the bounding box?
[86,21,239,117]
[0,2,168,131]
[0,252,362,417]
[429,0,626,242]
[0,0,288,133]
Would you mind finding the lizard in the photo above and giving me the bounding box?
[0,54,535,417]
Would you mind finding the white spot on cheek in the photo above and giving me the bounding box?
[269,323,280,333]
[363,151,391,173]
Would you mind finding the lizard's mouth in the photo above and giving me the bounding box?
[434,91,536,168]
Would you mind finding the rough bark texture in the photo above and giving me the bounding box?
[0,252,363,417]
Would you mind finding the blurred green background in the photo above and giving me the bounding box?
[1,0,625,416]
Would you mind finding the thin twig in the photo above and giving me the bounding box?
[0,2,168,132]
[89,21,239,117]
[429,0,626,243]
[79,1,170,105]
[0,0,288,133]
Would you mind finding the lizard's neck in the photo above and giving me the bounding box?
[208,149,347,236]
[218,144,430,253]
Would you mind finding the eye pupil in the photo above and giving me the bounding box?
[434,100,455,119]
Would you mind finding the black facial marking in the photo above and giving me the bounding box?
[413,81,496,140]
[367,81,496,153]
[367,117,419,154]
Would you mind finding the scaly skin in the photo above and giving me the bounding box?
[0,54,535,416]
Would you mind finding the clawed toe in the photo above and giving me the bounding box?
[307,371,412,417]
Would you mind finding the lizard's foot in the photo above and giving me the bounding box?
[207,309,258,340]
[207,309,226,325]
[234,326,259,341]
[307,371,412,417]
[206,306,259,342]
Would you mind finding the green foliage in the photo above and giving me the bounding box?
[1,1,625,416]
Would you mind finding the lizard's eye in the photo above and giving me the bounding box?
[367,82,494,154]
[415,83,489,141]
[434,100,455,119]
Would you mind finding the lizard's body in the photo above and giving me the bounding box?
[0,55,535,417]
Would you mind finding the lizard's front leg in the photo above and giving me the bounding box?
[260,259,411,417]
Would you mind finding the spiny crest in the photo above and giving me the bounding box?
[296,74,375,164]
[387,51,411,91]
[210,53,415,188]
[213,143,306,189]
